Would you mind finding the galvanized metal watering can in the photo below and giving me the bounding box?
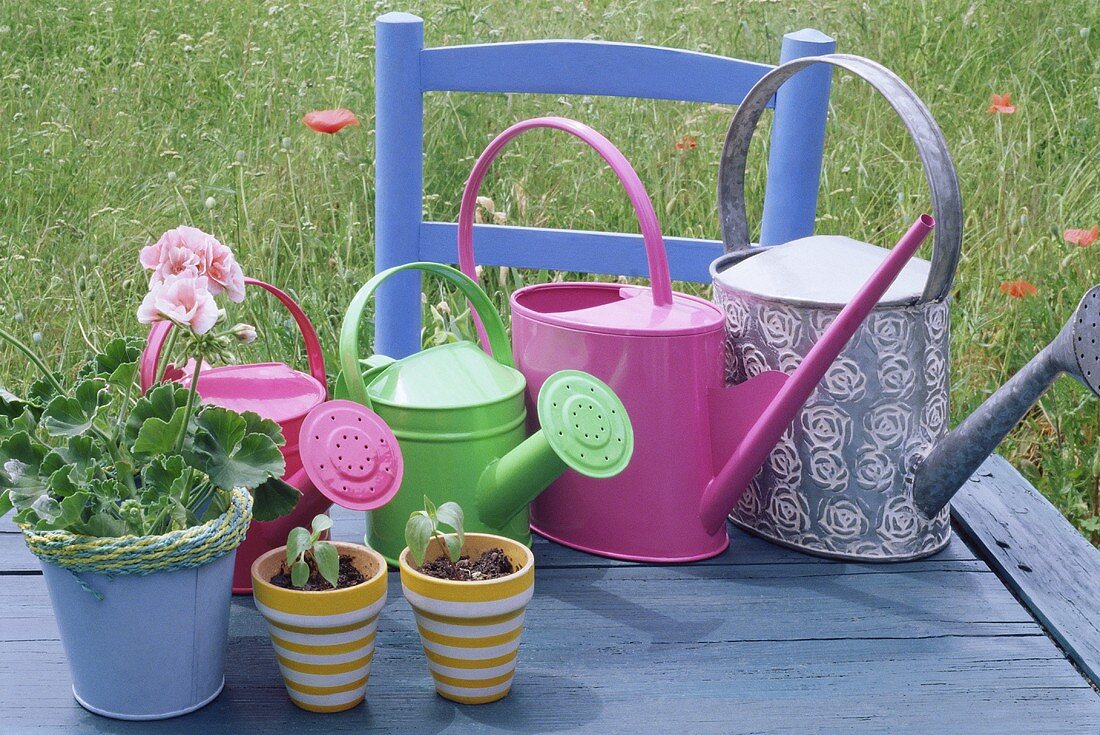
[712,55,966,561]
[336,261,635,565]
[456,116,934,562]
[140,278,402,592]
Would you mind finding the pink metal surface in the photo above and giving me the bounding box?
[300,400,404,512]
[138,278,335,592]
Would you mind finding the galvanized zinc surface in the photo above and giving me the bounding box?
[1,456,1098,733]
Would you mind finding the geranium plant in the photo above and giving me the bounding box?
[0,226,298,535]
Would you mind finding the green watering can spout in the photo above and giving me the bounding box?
[477,370,635,528]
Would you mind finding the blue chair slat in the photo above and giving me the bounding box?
[421,40,776,106]
[374,11,835,359]
[420,222,721,283]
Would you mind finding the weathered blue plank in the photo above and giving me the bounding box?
[952,454,1100,687]
[420,41,776,107]
[420,222,720,283]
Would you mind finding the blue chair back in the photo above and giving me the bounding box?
[374,12,835,358]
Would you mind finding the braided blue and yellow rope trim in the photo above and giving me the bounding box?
[22,487,253,576]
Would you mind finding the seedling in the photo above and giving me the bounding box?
[286,514,339,589]
[405,496,464,569]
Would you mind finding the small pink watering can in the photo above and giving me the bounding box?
[140,278,404,592]
[458,117,935,561]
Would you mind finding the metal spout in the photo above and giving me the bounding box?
[913,285,1100,519]
[477,369,635,528]
[699,215,937,533]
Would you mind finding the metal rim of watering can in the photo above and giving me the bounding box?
[715,54,963,304]
[337,262,516,409]
[299,399,404,511]
[138,278,328,393]
[454,116,676,352]
[536,370,635,478]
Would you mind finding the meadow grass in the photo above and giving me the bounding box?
[0,0,1097,536]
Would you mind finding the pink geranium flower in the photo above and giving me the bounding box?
[137,275,220,335]
[140,226,245,302]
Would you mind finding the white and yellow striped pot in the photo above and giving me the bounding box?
[251,542,387,713]
[399,533,535,705]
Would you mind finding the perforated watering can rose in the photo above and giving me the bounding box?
[712,54,965,561]
[456,116,933,563]
[140,278,395,591]
[334,262,634,565]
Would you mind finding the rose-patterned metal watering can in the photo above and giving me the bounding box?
[457,116,934,562]
[335,261,635,565]
[712,55,966,561]
[140,279,403,592]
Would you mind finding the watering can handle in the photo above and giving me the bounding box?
[139,277,327,393]
[717,54,963,303]
[456,116,674,354]
[338,262,515,409]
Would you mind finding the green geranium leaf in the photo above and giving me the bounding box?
[141,455,189,501]
[37,492,91,531]
[252,477,300,522]
[313,540,339,588]
[125,383,192,447]
[133,407,189,455]
[0,490,12,518]
[0,387,27,420]
[199,487,229,523]
[286,526,310,565]
[42,378,110,437]
[405,511,434,566]
[191,406,285,491]
[79,337,143,386]
[74,511,129,538]
[27,374,64,410]
[241,411,285,448]
[0,432,50,496]
[0,407,37,441]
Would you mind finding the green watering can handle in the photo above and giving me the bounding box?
[339,262,515,408]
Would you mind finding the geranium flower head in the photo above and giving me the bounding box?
[987,93,1016,114]
[137,275,220,335]
[302,108,359,134]
[140,226,245,303]
[999,279,1038,298]
[1064,225,1098,247]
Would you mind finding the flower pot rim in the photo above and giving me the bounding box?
[398,532,534,588]
[250,541,387,597]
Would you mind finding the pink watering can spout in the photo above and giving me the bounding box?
[699,214,937,533]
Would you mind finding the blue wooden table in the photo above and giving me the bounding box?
[2,455,1098,733]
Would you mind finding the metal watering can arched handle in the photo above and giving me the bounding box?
[456,116,674,352]
[139,277,328,393]
[717,54,963,303]
[338,262,515,409]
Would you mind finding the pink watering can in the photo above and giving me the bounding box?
[458,117,935,561]
[140,278,404,592]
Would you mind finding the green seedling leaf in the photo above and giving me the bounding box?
[125,383,191,447]
[313,540,339,588]
[191,406,285,490]
[423,494,438,520]
[435,501,464,545]
[252,477,300,522]
[133,406,189,455]
[443,532,463,564]
[311,513,332,535]
[291,560,309,587]
[405,511,434,566]
[286,526,310,565]
[42,378,109,437]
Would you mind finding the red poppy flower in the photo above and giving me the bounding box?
[1063,225,1098,247]
[674,135,698,151]
[302,108,360,134]
[999,279,1038,298]
[987,94,1016,114]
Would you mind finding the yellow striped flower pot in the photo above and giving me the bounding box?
[251,542,388,713]
[399,533,535,705]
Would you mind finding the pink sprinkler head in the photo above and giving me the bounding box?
[299,400,404,511]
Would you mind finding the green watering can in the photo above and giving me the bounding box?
[334,263,635,564]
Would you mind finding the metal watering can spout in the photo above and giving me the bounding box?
[699,215,937,533]
[477,370,634,528]
[912,285,1100,519]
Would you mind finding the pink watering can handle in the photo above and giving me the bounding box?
[456,116,674,353]
[699,214,936,533]
[139,278,328,394]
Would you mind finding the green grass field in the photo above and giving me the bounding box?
[1,1,1097,537]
